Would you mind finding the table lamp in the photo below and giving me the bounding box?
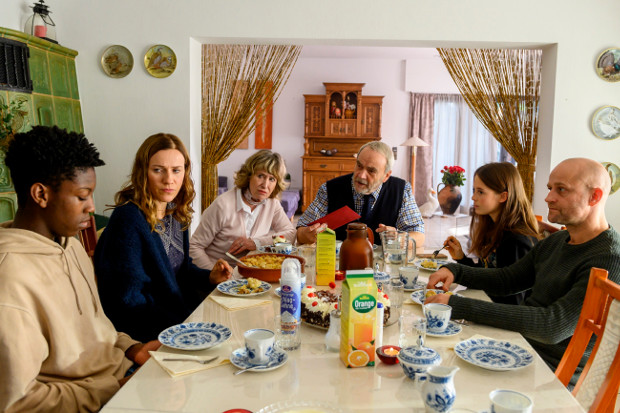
[399,136,429,187]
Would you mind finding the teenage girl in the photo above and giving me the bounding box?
[443,162,540,304]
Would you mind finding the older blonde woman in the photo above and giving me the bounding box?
[190,150,296,269]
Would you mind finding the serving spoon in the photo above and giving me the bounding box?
[225,252,258,268]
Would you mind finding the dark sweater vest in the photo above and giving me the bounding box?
[326,173,405,242]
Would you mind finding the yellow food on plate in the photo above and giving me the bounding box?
[425,290,454,298]
[237,277,264,294]
[420,259,438,269]
[241,254,287,269]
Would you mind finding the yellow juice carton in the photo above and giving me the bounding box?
[316,228,336,286]
[340,269,377,367]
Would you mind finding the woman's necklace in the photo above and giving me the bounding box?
[242,188,266,207]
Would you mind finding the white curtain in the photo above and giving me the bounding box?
[432,94,500,211]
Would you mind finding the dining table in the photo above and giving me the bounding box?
[100,254,585,413]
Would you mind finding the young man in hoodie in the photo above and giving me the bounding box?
[0,126,161,413]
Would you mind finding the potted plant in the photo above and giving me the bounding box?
[437,165,466,215]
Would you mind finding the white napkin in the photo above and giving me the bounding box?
[209,293,272,311]
[149,343,232,377]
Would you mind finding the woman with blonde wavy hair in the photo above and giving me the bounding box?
[190,150,296,269]
[94,133,232,342]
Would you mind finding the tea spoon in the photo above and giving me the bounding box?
[234,365,262,375]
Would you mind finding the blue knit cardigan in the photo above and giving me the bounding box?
[94,202,214,342]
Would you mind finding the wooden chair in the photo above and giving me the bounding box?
[535,214,564,237]
[555,267,620,412]
[77,214,98,259]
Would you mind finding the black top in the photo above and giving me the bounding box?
[457,230,538,304]
[326,173,405,242]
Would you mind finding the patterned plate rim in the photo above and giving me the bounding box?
[258,245,299,254]
[453,338,534,371]
[403,280,427,292]
[158,322,232,350]
[413,258,450,272]
[426,320,462,337]
[230,346,288,372]
[410,289,462,305]
[217,279,272,297]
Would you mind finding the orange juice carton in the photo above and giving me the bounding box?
[316,228,336,286]
[340,269,377,367]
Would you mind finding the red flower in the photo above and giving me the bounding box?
[440,165,466,187]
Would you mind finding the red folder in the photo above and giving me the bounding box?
[308,206,360,230]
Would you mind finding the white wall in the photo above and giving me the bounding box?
[2,0,619,230]
[217,57,415,191]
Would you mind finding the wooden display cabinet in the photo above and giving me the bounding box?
[301,83,383,210]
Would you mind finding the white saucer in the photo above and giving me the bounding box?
[230,347,288,372]
[426,321,462,337]
[403,280,427,292]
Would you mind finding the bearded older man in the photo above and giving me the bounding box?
[296,141,424,246]
[426,157,620,386]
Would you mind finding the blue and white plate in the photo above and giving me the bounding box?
[230,346,288,372]
[454,338,534,371]
[426,320,462,337]
[404,280,427,292]
[258,245,298,254]
[413,258,450,272]
[274,287,281,297]
[158,322,231,351]
[410,289,463,305]
[217,279,271,297]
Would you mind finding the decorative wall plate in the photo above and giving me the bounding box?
[602,162,620,195]
[595,48,620,82]
[591,105,620,140]
[144,44,177,78]
[101,45,133,78]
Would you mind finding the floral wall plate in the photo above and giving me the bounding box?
[101,45,133,78]
[144,44,177,78]
[602,162,620,195]
[595,48,620,82]
[591,105,620,140]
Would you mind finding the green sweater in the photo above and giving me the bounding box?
[445,227,620,380]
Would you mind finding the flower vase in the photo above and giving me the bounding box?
[436,184,462,215]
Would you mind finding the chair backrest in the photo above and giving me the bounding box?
[555,267,620,412]
[535,214,564,237]
[77,214,98,258]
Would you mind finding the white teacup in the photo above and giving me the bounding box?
[335,240,343,256]
[274,242,293,255]
[399,266,419,289]
[489,389,533,413]
[244,328,275,365]
[423,303,451,333]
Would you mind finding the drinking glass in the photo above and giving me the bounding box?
[296,245,316,285]
[399,313,427,348]
[380,230,415,276]
[384,278,404,326]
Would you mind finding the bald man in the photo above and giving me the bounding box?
[426,158,620,386]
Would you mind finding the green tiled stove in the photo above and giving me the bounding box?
[0,27,83,222]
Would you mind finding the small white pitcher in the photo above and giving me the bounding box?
[421,365,459,413]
